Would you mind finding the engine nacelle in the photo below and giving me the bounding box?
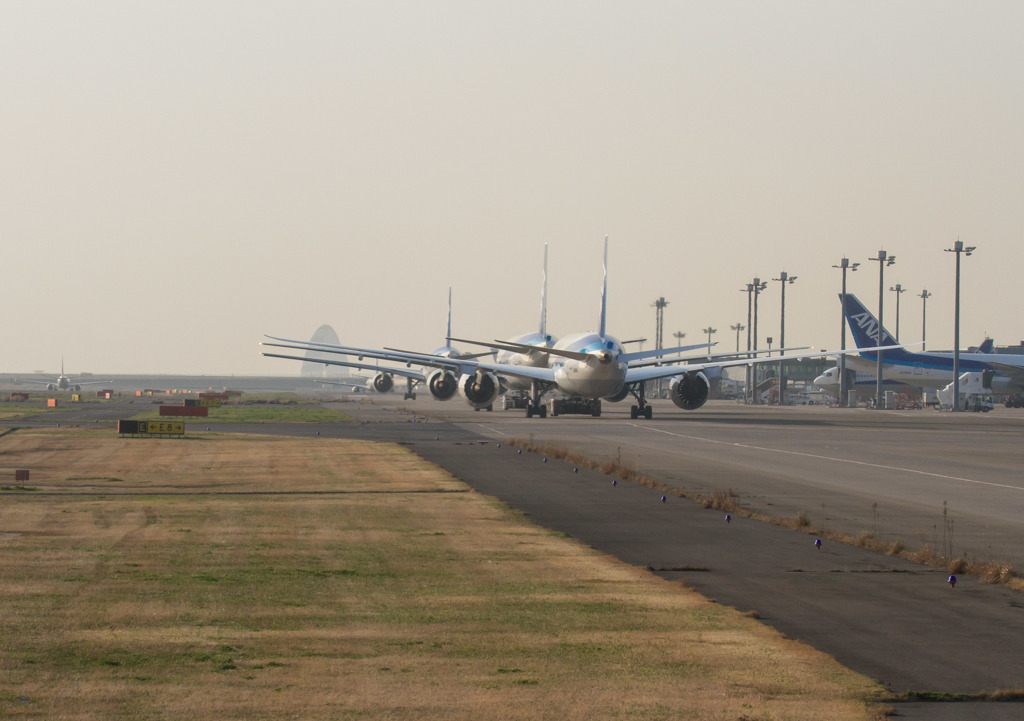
[46,384,57,391]
[458,370,500,409]
[426,369,459,401]
[669,372,710,411]
[603,386,631,403]
[371,373,394,394]
[72,385,82,392]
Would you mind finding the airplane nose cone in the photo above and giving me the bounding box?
[596,350,612,365]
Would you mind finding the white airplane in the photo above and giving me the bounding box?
[16,360,111,392]
[812,338,994,399]
[265,238,898,419]
[267,246,566,412]
[446,245,558,415]
[812,367,908,399]
[840,294,1024,393]
[314,377,370,393]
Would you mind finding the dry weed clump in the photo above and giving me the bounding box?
[701,489,739,512]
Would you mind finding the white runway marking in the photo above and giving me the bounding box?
[472,424,508,435]
[632,423,1024,493]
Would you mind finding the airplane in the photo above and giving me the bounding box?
[264,238,901,419]
[840,293,1024,393]
[314,377,370,393]
[16,360,111,392]
[267,246,565,413]
[812,338,995,399]
[811,366,911,399]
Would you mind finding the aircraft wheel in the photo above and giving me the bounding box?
[539,405,547,418]
[644,406,653,420]
[526,405,534,418]
[630,405,638,419]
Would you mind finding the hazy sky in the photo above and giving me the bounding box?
[3,2,1022,375]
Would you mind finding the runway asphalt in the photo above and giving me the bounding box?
[5,393,1024,718]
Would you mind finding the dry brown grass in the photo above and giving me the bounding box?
[0,427,887,720]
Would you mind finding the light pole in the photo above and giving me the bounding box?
[832,258,860,407]
[652,297,669,396]
[772,271,797,405]
[703,326,717,349]
[673,331,686,345]
[889,283,907,342]
[944,241,976,412]
[919,290,932,350]
[741,282,757,405]
[730,323,745,353]
[869,250,896,408]
[751,278,767,403]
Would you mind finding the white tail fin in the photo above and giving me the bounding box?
[446,287,453,352]
[599,236,608,340]
[539,244,548,339]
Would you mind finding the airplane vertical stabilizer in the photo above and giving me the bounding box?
[540,243,548,339]
[842,294,913,362]
[599,236,608,340]
[445,287,453,353]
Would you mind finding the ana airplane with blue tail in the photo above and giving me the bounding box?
[841,293,1024,393]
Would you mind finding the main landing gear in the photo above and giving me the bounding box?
[403,378,418,400]
[525,381,549,418]
[628,382,654,420]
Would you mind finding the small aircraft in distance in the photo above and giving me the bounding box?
[16,360,111,392]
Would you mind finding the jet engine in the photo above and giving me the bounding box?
[46,384,57,391]
[72,385,82,392]
[371,373,395,393]
[426,369,459,401]
[669,372,710,411]
[458,370,500,409]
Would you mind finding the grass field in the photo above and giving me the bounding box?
[0,427,886,720]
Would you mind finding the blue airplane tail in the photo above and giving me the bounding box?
[842,294,914,362]
[977,338,994,353]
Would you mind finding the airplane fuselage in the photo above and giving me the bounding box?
[496,331,557,392]
[549,332,628,398]
[845,352,1006,390]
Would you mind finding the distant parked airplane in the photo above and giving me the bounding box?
[841,293,1024,393]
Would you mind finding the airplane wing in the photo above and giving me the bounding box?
[315,378,368,390]
[624,344,908,385]
[620,342,715,363]
[628,346,810,369]
[14,377,112,387]
[262,340,466,373]
[261,351,427,381]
